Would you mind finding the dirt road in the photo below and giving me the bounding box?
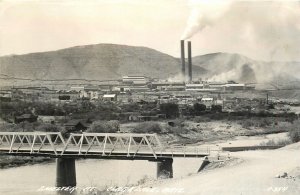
[129,143,300,195]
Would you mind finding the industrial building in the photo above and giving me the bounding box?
[122,76,148,84]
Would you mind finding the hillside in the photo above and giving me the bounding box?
[0,44,184,82]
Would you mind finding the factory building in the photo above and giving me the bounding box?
[224,83,246,90]
[122,76,147,84]
[185,84,204,91]
[151,82,184,90]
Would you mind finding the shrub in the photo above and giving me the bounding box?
[167,119,184,126]
[87,120,120,133]
[193,103,206,113]
[211,105,222,112]
[207,113,225,120]
[240,119,255,129]
[159,103,179,118]
[166,126,188,135]
[267,104,275,109]
[37,123,61,132]
[259,139,292,146]
[72,111,119,121]
[0,123,18,132]
[137,175,151,185]
[277,139,292,146]
[17,121,42,132]
[165,120,189,135]
[132,122,162,133]
[239,118,274,129]
[289,131,300,143]
[288,120,300,143]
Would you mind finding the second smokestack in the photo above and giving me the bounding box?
[187,41,192,83]
[180,40,185,82]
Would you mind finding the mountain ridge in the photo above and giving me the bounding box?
[0,43,299,88]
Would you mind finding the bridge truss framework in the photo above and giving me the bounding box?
[0,132,210,160]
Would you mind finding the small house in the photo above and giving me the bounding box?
[201,97,214,109]
[103,94,117,101]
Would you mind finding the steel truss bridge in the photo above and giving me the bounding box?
[0,132,212,186]
[0,132,210,160]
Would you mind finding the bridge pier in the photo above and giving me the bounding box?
[157,158,173,179]
[197,157,210,172]
[56,158,76,187]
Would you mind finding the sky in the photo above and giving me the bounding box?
[0,0,299,61]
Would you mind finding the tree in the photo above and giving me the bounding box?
[211,105,222,113]
[193,103,206,113]
[159,103,179,118]
[267,103,275,110]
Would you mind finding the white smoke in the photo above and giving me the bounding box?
[209,69,239,82]
[167,73,185,82]
[182,0,300,83]
[181,0,233,40]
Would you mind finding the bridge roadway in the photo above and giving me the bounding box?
[0,132,211,187]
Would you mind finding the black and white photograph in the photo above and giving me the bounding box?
[0,0,300,194]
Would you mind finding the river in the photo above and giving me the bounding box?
[0,158,203,195]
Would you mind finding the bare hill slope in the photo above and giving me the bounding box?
[0,44,182,81]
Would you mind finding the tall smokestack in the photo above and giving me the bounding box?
[180,40,185,82]
[187,41,192,83]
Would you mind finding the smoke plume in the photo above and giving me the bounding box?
[182,0,300,83]
[167,73,185,82]
[181,0,233,40]
[181,1,300,61]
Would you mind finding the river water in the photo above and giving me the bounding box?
[0,158,203,195]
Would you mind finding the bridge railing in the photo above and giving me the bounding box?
[158,145,211,157]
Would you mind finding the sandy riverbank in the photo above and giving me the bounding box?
[125,142,300,195]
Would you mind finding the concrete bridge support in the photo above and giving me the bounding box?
[157,158,173,179]
[56,158,77,187]
[197,157,210,172]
